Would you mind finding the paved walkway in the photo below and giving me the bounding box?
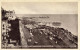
[19,21,28,47]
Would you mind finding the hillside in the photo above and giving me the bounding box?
[24,25,78,48]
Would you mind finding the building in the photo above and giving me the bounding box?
[5,10,16,20]
[2,8,21,47]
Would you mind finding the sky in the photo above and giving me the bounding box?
[2,2,78,14]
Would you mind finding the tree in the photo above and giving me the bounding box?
[1,7,8,20]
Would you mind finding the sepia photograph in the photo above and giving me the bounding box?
[1,2,78,49]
